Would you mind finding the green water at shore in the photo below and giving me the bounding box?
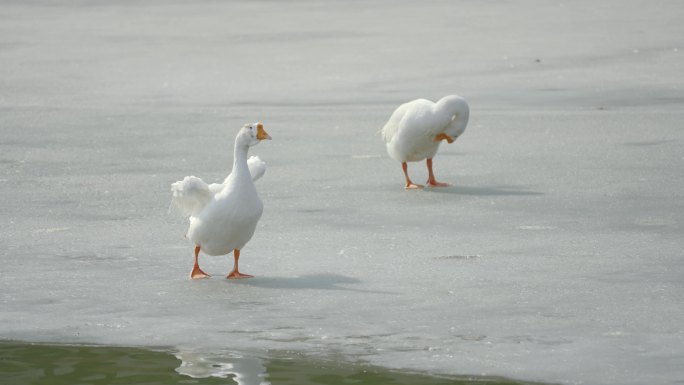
[0,342,544,385]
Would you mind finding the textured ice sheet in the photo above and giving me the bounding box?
[1,1,683,385]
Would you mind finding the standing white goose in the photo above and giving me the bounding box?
[170,123,271,279]
[381,95,469,189]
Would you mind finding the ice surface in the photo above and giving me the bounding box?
[1,1,683,384]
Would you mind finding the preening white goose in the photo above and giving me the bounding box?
[381,95,469,189]
[170,123,271,279]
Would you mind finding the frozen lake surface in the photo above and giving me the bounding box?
[1,1,683,384]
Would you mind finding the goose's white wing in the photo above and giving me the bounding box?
[381,102,410,143]
[206,156,267,195]
[247,155,266,182]
[207,182,224,195]
[169,176,213,217]
[381,99,435,143]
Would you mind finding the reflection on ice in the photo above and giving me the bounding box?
[171,348,541,385]
[175,350,269,385]
[0,342,537,385]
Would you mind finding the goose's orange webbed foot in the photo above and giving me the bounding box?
[190,265,210,279]
[425,158,450,188]
[226,249,253,279]
[227,271,254,279]
[190,245,210,279]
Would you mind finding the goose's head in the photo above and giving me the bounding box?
[237,122,272,147]
[436,95,470,141]
[436,95,469,118]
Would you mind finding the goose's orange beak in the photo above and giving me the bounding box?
[256,123,271,140]
[434,133,454,143]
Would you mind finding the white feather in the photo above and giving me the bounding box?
[169,176,213,217]
[247,155,267,182]
[171,157,267,217]
[206,156,267,195]
[381,95,469,163]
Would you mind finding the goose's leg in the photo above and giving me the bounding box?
[426,158,449,187]
[402,162,423,189]
[227,249,254,279]
[190,245,210,279]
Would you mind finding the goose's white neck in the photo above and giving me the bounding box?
[232,140,251,179]
[435,95,469,136]
[435,96,467,115]
[217,137,255,196]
